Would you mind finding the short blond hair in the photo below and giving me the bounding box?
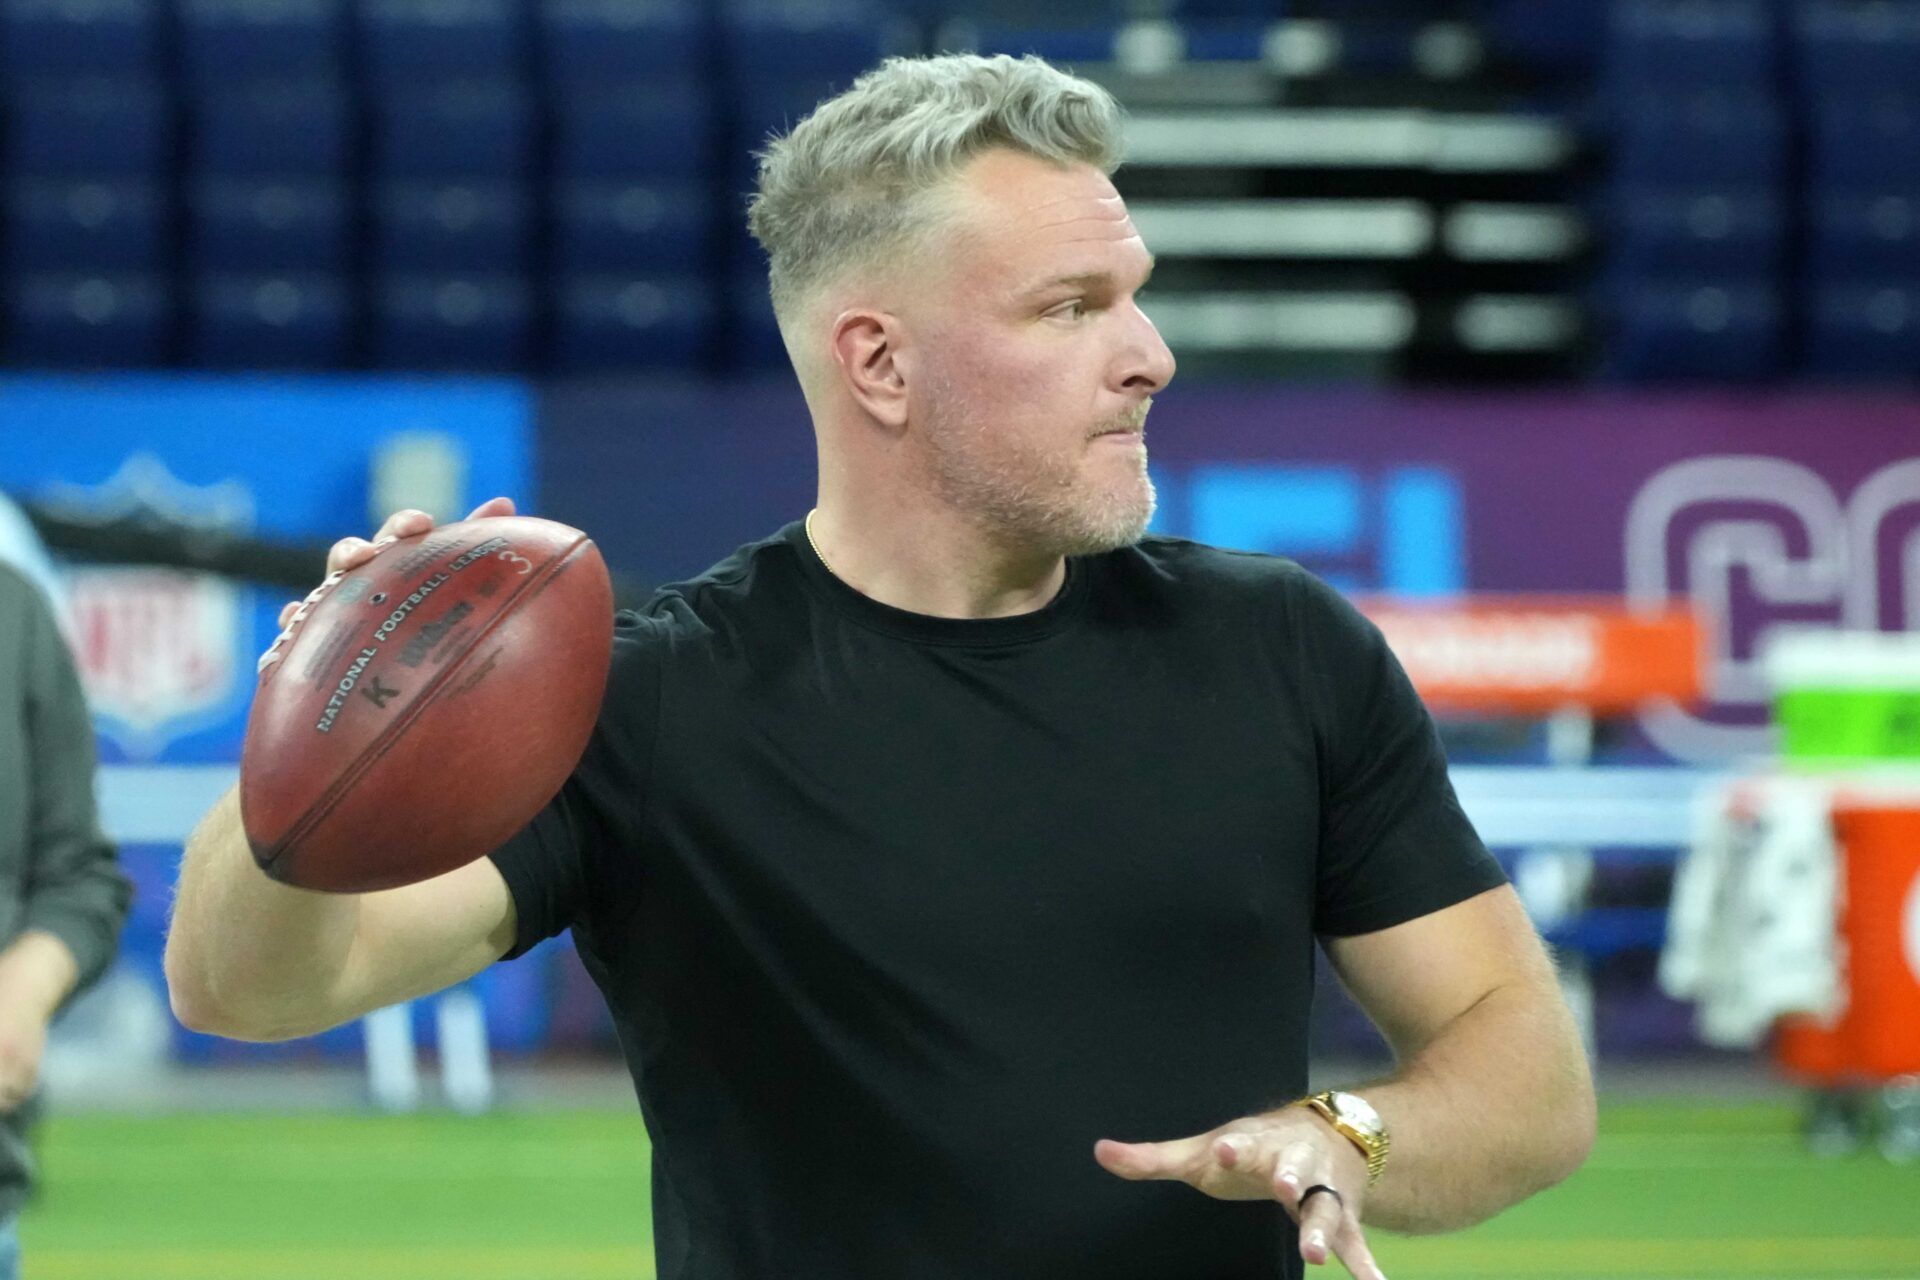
[746,53,1124,328]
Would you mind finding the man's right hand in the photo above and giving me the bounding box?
[169,495,525,1041]
[167,491,526,1043]
[275,496,517,631]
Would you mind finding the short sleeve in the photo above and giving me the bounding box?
[489,608,664,959]
[1292,570,1507,937]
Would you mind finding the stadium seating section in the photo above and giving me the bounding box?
[1595,0,1920,382]
[0,0,1914,381]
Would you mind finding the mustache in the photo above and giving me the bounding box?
[1090,399,1153,439]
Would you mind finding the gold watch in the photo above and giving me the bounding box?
[1299,1090,1390,1187]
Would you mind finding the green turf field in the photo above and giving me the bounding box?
[17,1098,1920,1279]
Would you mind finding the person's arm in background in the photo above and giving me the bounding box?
[0,572,132,1115]
[0,934,80,1115]
[164,500,521,1042]
[0,495,73,641]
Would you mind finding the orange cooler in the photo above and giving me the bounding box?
[1776,801,1920,1082]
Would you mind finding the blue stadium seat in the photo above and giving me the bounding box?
[934,0,1119,23]
[731,74,862,189]
[187,178,351,273]
[371,181,532,275]
[1807,283,1920,381]
[1328,15,1449,76]
[1480,0,1607,76]
[730,267,786,368]
[0,0,161,77]
[553,78,713,178]
[541,0,709,81]
[937,0,1123,65]
[7,273,170,366]
[188,273,353,369]
[1309,0,1442,12]
[1608,188,1785,277]
[721,0,905,80]
[1604,0,1777,89]
[177,0,346,87]
[1179,21,1268,62]
[370,80,535,179]
[1809,96,1920,191]
[1604,278,1783,381]
[554,179,714,274]
[1171,0,1280,18]
[1612,90,1787,187]
[552,275,717,371]
[961,24,1120,64]
[359,0,524,86]
[1796,0,1920,98]
[1809,189,1920,282]
[4,78,169,179]
[190,81,353,178]
[6,177,165,272]
[373,275,531,371]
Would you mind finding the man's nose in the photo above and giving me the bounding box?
[1120,304,1176,394]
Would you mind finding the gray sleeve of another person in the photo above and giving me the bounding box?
[0,565,132,997]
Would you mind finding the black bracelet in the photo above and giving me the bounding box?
[1299,1184,1344,1213]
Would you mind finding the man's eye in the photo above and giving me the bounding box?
[1051,299,1088,320]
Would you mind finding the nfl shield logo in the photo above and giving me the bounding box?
[42,454,256,760]
[69,568,242,757]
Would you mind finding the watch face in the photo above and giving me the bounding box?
[1332,1092,1384,1137]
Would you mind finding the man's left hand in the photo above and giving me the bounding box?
[0,1005,48,1114]
[1094,1107,1386,1280]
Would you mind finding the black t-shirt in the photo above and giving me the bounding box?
[490,521,1505,1280]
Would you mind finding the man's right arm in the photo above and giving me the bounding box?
[164,785,516,1041]
[165,497,523,1043]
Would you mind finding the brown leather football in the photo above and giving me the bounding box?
[240,515,613,892]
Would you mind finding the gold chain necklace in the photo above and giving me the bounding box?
[804,509,840,580]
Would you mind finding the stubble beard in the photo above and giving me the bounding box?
[922,397,1158,558]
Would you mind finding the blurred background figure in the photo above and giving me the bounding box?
[0,0,1916,1275]
[0,495,71,637]
[0,496,132,1280]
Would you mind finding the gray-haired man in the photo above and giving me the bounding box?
[167,55,1593,1279]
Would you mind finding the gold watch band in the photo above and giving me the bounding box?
[1300,1091,1390,1188]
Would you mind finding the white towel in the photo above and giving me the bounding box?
[1660,776,1841,1049]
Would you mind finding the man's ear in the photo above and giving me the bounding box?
[829,309,910,431]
